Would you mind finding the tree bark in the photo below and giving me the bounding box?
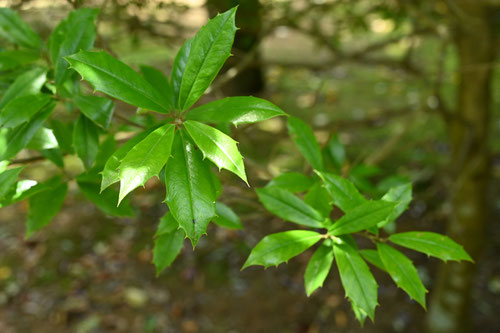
[427,2,497,332]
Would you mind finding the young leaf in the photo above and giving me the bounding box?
[0,101,55,160]
[73,114,100,169]
[213,202,243,230]
[377,242,428,308]
[186,96,286,126]
[378,183,412,227]
[389,232,473,262]
[0,94,51,128]
[170,38,193,108]
[359,249,386,271]
[184,120,247,183]
[266,172,314,193]
[153,228,185,275]
[0,49,39,71]
[287,116,323,171]
[0,67,47,109]
[242,230,322,269]
[178,7,237,110]
[118,123,175,203]
[73,95,115,129]
[140,65,174,108]
[256,187,326,228]
[328,200,396,236]
[0,8,42,49]
[26,182,67,238]
[316,171,366,212]
[304,182,332,219]
[334,237,378,320]
[164,130,216,245]
[65,51,172,113]
[0,167,23,199]
[304,242,334,296]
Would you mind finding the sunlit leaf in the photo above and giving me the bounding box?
[304,242,334,296]
[316,171,366,212]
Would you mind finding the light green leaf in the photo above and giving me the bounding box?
[184,120,246,183]
[256,187,326,228]
[351,300,368,326]
[0,94,51,128]
[170,38,193,109]
[389,232,472,262]
[0,166,23,199]
[329,200,395,236]
[73,114,100,169]
[359,249,386,271]
[377,242,427,308]
[118,123,175,203]
[266,172,314,193]
[0,67,47,109]
[378,183,412,227]
[287,116,323,171]
[26,181,67,238]
[178,7,237,110]
[316,171,366,212]
[243,230,322,269]
[73,95,115,129]
[186,96,286,126]
[0,49,39,71]
[66,51,171,113]
[304,242,334,296]
[164,130,216,245]
[153,227,185,275]
[304,182,332,219]
[213,202,242,229]
[0,8,42,49]
[140,65,174,108]
[27,127,58,150]
[334,236,378,320]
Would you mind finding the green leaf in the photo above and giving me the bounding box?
[351,301,368,326]
[0,94,51,128]
[178,7,237,110]
[243,230,322,269]
[316,171,366,212]
[100,127,156,192]
[213,202,242,229]
[304,242,334,296]
[0,67,47,109]
[389,232,473,262]
[0,8,42,49]
[329,200,395,236]
[323,133,346,170]
[73,114,100,169]
[184,120,246,183]
[359,249,386,271]
[118,123,175,203]
[50,8,99,85]
[153,227,185,275]
[0,49,39,71]
[377,242,427,308]
[155,212,179,237]
[334,237,378,320]
[66,51,171,113]
[140,65,174,108]
[50,119,74,154]
[73,95,115,129]
[0,166,23,199]
[378,183,412,227]
[164,130,216,245]
[266,172,314,193]
[27,127,58,150]
[186,96,286,126]
[26,181,67,238]
[170,38,193,109]
[304,182,332,219]
[256,187,326,228]
[40,149,64,168]
[287,117,323,170]
[0,101,55,160]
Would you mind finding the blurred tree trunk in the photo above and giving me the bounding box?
[427,1,497,332]
[206,0,264,95]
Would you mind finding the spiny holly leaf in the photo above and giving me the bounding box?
[351,300,368,326]
[186,96,286,126]
[256,187,326,228]
[213,202,243,230]
[118,124,175,204]
[334,236,378,321]
[377,243,428,308]
[389,232,473,262]
[266,172,314,193]
[304,182,332,219]
[287,116,323,171]
[378,183,412,228]
[170,38,193,109]
[73,114,100,169]
[0,8,42,49]
[304,242,334,296]
[0,67,47,109]
[328,200,396,236]
[177,7,237,110]
[316,171,366,212]
[0,94,51,128]
[66,51,172,113]
[184,120,247,183]
[73,95,115,129]
[243,230,322,269]
[164,130,216,246]
[140,65,175,108]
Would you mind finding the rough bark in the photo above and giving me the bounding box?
[426,2,497,332]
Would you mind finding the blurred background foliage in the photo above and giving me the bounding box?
[0,0,499,332]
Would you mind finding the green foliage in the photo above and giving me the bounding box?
[287,116,323,170]
[304,242,334,296]
[153,212,185,275]
[0,8,42,49]
[213,202,243,230]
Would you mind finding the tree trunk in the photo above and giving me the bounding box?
[427,2,497,332]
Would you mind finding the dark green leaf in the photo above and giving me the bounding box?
[316,171,366,212]
[0,49,39,71]
[266,172,314,193]
[73,95,115,129]
[155,212,179,237]
[73,114,100,169]
[170,38,192,109]
[153,227,185,275]
[39,149,64,168]
[50,119,74,154]
[0,67,47,109]
[243,230,322,269]
[359,249,386,271]
[0,8,42,49]
[304,182,332,219]
[0,94,51,128]
[323,133,346,170]
[140,65,174,108]
[389,232,472,262]
[287,116,323,170]
[0,166,23,199]
[213,202,242,230]
[304,242,334,296]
